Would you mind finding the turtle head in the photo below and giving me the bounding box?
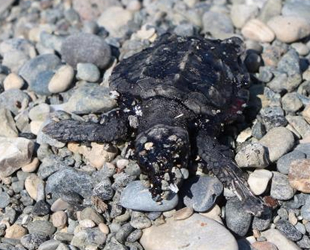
[135,124,190,200]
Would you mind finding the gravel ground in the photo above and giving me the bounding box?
[0,0,310,249]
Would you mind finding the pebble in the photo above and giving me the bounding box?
[275,219,303,241]
[261,229,300,250]
[18,54,61,87]
[28,103,50,121]
[3,73,24,90]
[251,241,278,250]
[0,89,30,115]
[258,0,282,22]
[99,223,109,234]
[0,0,14,16]
[225,197,252,237]
[248,169,272,195]
[182,176,223,212]
[52,211,67,228]
[267,16,310,43]
[298,235,310,249]
[0,137,34,177]
[270,172,295,200]
[32,200,50,216]
[5,224,27,239]
[291,42,310,56]
[200,204,222,224]
[21,234,48,250]
[76,63,100,82]
[241,19,275,43]
[282,0,310,23]
[51,198,70,212]
[25,174,44,201]
[202,11,234,39]
[286,115,310,138]
[235,142,269,168]
[70,228,106,248]
[50,83,117,115]
[277,150,306,175]
[115,223,134,243]
[140,214,238,250]
[48,65,75,94]
[30,70,54,96]
[120,180,179,212]
[289,159,310,193]
[97,6,133,38]
[40,32,64,53]
[302,104,310,124]
[130,212,152,229]
[93,178,114,201]
[38,239,60,250]
[252,207,273,231]
[173,207,193,221]
[79,219,95,228]
[230,4,258,28]
[45,168,93,204]
[80,207,104,225]
[260,127,295,162]
[0,107,18,137]
[28,220,56,237]
[282,93,303,113]
[61,33,111,69]
[301,196,310,220]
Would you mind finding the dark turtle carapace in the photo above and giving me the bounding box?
[43,33,265,216]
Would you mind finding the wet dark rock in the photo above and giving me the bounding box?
[32,200,51,216]
[182,176,223,212]
[225,197,252,237]
[275,219,303,241]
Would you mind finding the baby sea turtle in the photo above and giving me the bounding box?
[43,33,265,216]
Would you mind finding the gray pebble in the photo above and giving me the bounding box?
[270,172,295,200]
[130,212,152,229]
[93,178,114,201]
[252,207,272,231]
[0,192,10,208]
[202,11,234,39]
[12,180,24,193]
[295,222,306,234]
[235,142,269,169]
[258,106,287,132]
[32,200,50,216]
[70,228,106,248]
[282,92,303,113]
[45,168,93,204]
[61,33,111,69]
[37,155,67,180]
[120,181,178,212]
[40,32,64,53]
[19,54,61,86]
[275,219,302,241]
[225,197,252,237]
[277,150,306,174]
[80,207,104,225]
[286,115,310,138]
[115,223,134,243]
[0,89,30,115]
[127,229,143,243]
[30,70,54,95]
[301,196,310,220]
[295,143,310,158]
[297,235,310,249]
[38,239,60,250]
[252,121,266,139]
[258,66,274,83]
[182,176,223,212]
[28,220,56,237]
[282,0,310,23]
[20,234,48,250]
[174,23,194,37]
[76,63,100,82]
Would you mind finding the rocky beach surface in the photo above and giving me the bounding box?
[0,0,310,249]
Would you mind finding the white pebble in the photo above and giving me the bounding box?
[48,65,74,93]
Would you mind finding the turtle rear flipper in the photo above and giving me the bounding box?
[196,132,264,216]
[42,111,129,143]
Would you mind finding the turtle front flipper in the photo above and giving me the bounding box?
[42,110,129,143]
[196,132,264,216]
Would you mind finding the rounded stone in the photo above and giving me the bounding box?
[235,142,269,168]
[25,174,44,201]
[48,65,75,94]
[120,180,179,212]
[270,172,295,200]
[261,229,300,250]
[289,159,310,193]
[241,19,275,43]
[267,16,310,43]
[5,224,28,239]
[28,220,56,237]
[260,127,295,162]
[76,63,100,82]
[140,214,238,250]
[51,211,67,228]
[248,169,273,195]
[277,150,306,175]
[28,103,51,122]
[61,33,111,69]
[230,4,258,29]
[3,73,24,90]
